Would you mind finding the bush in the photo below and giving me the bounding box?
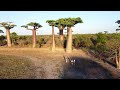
[73,34,93,48]
[0,35,7,46]
[55,37,64,48]
[95,43,108,53]
[10,32,19,45]
[96,32,107,44]
[37,38,46,47]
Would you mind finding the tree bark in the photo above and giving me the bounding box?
[66,27,72,53]
[32,29,36,48]
[6,29,11,47]
[59,29,63,41]
[115,50,119,68]
[67,27,69,37]
[118,47,120,69]
[52,26,55,52]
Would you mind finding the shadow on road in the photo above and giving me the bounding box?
[60,56,114,79]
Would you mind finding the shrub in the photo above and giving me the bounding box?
[37,38,46,47]
[96,32,107,44]
[10,32,19,45]
[0,35,7,46]
[73,34,93,48]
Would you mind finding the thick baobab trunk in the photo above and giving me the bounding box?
[6,29,11,47]
[59,29,63,41]
[116,47,120,69]
[116,50,118,68]
[66,27,72,53]
[52,26,55,52]
[32,29,36,48]
[67,27,69,37]
[117,47,120,69]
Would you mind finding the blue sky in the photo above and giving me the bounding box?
[0,11,120,35]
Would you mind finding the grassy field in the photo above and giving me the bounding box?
[0,54,34,79]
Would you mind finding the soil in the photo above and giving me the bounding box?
[0,48,120,79]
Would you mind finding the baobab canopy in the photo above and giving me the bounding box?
[0,30,4,33]
[65,17,83,27]
[21,22,42,30]
[116,20,120,31]
[0,22,17,29]
[55,17,83,28]
[116,20,120,24]
[55,17,83,27]
[46,20,56,26]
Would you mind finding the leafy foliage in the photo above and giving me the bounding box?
[55,19,66,30]
[96,32,107,44]
[21,22,42,30]
[46,20,56,26]
[37,37,47,48]
[0,35,7,46]
[116,20,120,31]
[73,34,93,48]
[0,30,4,33]
[67,17,83,27]
[116,20,120,24]
[10,32,19,45]
[0,22,16,29]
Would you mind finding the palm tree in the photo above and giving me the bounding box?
[65,17,83,53]
[0,22,16,47]
[46,20,56,52]
[21,22,42,48]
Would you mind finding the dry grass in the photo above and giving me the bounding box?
[0,54,34,79]
[0,47,120,79]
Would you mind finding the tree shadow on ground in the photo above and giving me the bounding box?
[87,50,116,68]
[60,56,114,79]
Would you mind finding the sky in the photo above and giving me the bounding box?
[0,11,120,35]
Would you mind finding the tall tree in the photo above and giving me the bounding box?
[116,20,120,31]
[46,20,56,52]
[115,20,120,69]
[0,30,4,33]
[65,17,83,53]
[55,18,66,41]
[104,31,108,34]
[21,22,42,48]
[0,22,16,47]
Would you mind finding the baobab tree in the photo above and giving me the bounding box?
[0,30,4,33]
[65,17,83,53]
[46,20,56,52]
[116,20,120,32]
[21,22,42,48]
[55,18,66,41]
[116,20,120,24]
[104,31,108,34]
[0,22,16,47]
[115,20,120,69]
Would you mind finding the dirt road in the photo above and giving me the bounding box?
[0,48,120,79]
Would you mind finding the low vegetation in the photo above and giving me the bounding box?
[0,54,34,79]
